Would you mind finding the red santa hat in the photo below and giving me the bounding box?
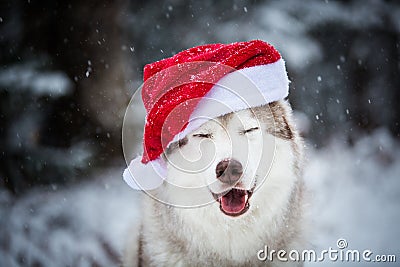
[123,40,289,190]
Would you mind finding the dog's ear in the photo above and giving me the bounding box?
[269,101,294,140]
[275,115,294,140]
[252,101,294,140]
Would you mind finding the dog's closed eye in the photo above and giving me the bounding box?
[241,127,259,134]
[193,133,213,138]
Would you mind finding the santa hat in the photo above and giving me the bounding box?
[123,40,289,190]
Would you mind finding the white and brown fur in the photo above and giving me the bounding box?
[124,100,307,267]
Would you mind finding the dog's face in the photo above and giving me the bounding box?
[163,107,273,216]
[159,101,300,220]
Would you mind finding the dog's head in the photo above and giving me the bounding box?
[156,100,301,221]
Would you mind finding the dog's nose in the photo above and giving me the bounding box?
[215,159,243,185]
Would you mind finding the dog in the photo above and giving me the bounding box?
[123,99,306,266]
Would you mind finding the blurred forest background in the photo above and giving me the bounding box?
[0,0,400,194]
[1,0,399,194]
[0,0,399,266]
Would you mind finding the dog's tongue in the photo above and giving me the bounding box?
[220,189,248,215]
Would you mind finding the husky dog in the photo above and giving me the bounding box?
[124,100,306,267]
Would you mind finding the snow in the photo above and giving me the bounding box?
[305,128,400,266]
[0,167,140,267]
[1,129,399,266]
[0,63,73,97]
[214,0,327,70]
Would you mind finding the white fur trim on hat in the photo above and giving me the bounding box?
[171,59,289,143]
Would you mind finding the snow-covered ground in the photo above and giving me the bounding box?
[0,168,141,267]
[305,128,400,266]
[1,129,399,266]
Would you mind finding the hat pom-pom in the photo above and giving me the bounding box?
[123,157,166,190]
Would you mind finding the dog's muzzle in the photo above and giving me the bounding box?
[212,159,253,217]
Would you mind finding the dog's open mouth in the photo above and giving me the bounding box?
[212,188,253,217]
